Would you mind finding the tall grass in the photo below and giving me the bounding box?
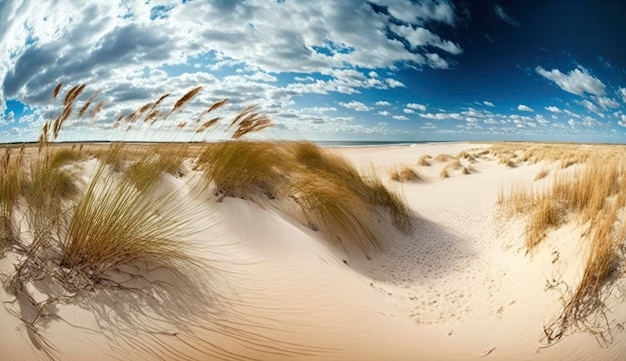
[0,146,25,250]
[197,141,290,199]
[196,140,413,252]
[61,165,195,272]
[499,150,626,344]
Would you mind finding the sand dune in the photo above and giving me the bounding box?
[1,142,625,361]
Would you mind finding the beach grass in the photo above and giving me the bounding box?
[498,145,626,343]
[390,167,422,182]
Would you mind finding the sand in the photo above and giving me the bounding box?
[1,142,625,360]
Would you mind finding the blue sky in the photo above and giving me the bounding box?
[1,0,626,143]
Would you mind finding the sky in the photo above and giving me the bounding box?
[1,0,626,143]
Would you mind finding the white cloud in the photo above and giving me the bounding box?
[378,111,389,116]
[545,106,562,113]
[0,110,14,126]
[494,4,519,26]
[580,99,601,114]
[392,24,462,55]
[371,0,456,25]
[535,114,549,125]
[338,100,370,112]
[420,112,463,120]
[535,66,606,96]
[593,95,619,110]
[618,115,626,128]
[619,88,626,103]
[403,108,415,114]
[483,101,495,107]
[406,103,426,111]
[376,101,391,106]
[517,104,534,112]
[386,78,406,88]
[392,115,409,120]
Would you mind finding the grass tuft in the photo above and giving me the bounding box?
[417,155,431,166]
[390,167,421,182]
[61,165,195,272]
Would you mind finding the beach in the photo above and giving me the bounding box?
[1,141,625,361]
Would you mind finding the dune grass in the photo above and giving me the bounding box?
[417,155,431,166]
[196,140,412,251]
[61,164,195,272]
[197,141,290,199]
[535,168,549,181]
[124,144,189,192]
[498,149,626,344]
[439,167,449,179]
[390,167,421,182]
[0,146,25,250]
[433,153,454,163]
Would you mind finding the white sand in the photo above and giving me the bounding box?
[1,143,625,360]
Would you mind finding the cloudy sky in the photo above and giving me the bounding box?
[1,0,626,143]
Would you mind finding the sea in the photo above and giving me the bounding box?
[313,140,453,148]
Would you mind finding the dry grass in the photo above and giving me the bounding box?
[292,175,384,255]
[456,151,476,163]
[525,196,566,250]
[125,144,189,192]
[499,149,626,344]
[433,153,454,163]
[535,168,549,181]
[499,157,517,168]
[196,140,412,252]
[196,141,290,199]
[446,159,461,170]
[417,155,431,166]
[61,164,195,271]
[439,167,449,178]
[461,165,475,175]
[390,167,421,182]
[0,146,25,249]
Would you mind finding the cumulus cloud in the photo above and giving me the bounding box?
[545,106,562,113]
[404,108,415,114]
[371,0,456,25]
[406,103,426,111]
[392,115,409,120]
[580,99,601,114]
[535,66,606,96]
[392,24,462,56]
[483,101,495,107]
[376,101,391,106]
[0,0,463,139]
[494,4,519,26]
[338,100,370,112]
[618,114,626,128]
[378,111,389,116]
[593,95,619,110]
[517,104,534,112]
[420,112,463,120]
[619,88,626,103]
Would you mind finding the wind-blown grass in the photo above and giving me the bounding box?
[196,140,412,252]
[197,141,290,199]
[499,150,626,345]
[0,146,25,251]
[61,164,195,272]
[390,167,421,182]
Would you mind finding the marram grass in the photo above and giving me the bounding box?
[61,164,195,271]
